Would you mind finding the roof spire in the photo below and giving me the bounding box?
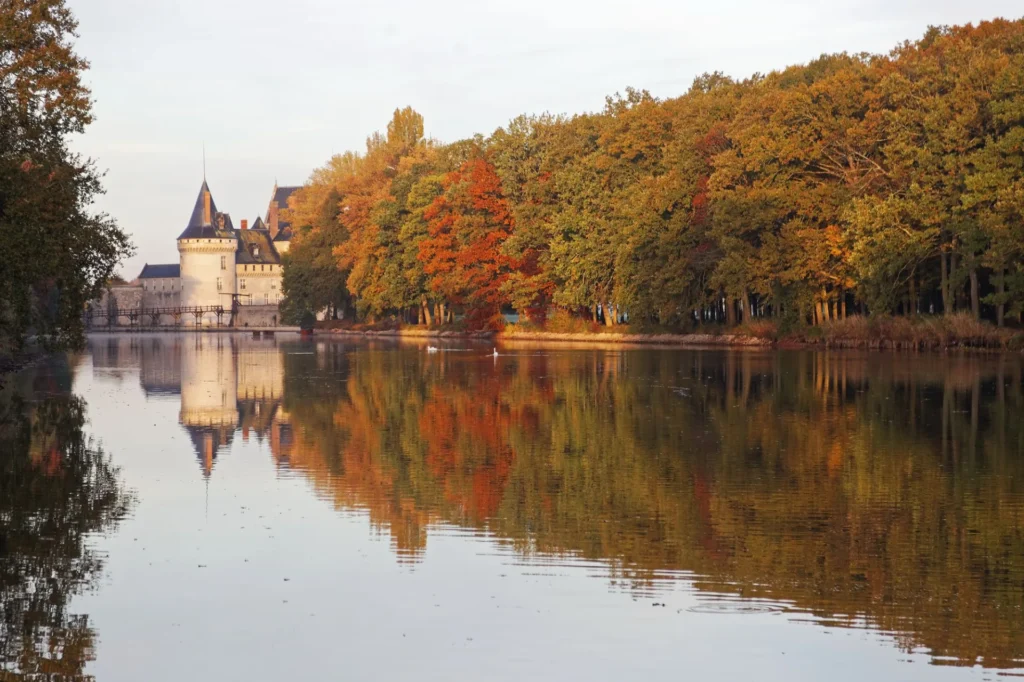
[178,180,230,239]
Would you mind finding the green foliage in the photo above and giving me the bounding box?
[0,0,133,353]
[280,188,351,320]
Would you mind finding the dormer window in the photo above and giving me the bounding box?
[253,246,260,258]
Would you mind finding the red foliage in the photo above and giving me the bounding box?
[691,175,710,226]
[418,158,514,329]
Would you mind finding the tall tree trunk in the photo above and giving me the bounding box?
[952,253,965,311]
[421,297,433,325]
[969,267,980,319]
[725,297,736,326]
[996,270,1005,327]
[605,304,616,327]
[940,252,951,314]
[908,273,916,316]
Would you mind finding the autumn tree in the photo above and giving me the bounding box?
[419,157,514,329]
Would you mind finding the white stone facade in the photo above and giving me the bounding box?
[236,262,284,307]
[178,237,237,324]
[141,277,180,309]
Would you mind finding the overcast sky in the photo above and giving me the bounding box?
[69,0,1022,278]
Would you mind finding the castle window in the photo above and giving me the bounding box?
[261,264,265,272]
[271,281,277,290]
[265,293,269,304]
[240,279,246,290]
[220,255,226,270]
[217,277,223,291]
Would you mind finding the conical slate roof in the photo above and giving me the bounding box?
[251,216,267,231]
[177,180,237,240]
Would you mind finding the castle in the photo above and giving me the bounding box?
[129,180,300,326]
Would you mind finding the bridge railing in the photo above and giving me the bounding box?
[87,305,228,328]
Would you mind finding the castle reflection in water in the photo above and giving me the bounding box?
[88,334,293,477]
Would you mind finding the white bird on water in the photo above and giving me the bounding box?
[492,348,499,358]
[427,345,439,353]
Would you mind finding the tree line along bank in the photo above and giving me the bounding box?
[280,18,1024,337]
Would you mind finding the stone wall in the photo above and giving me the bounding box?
[90,285,143,326]
[88,289,283,329]
[235,305,282,328]
[141,277,181,309]
[236,264,283,307]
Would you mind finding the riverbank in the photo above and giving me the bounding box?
[321,325,771,347]
[318,313,1024,352]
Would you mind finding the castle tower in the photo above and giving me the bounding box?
[177,181,237,326]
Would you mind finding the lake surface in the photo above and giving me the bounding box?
[2,334,1023,681]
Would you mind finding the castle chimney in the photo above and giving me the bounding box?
[268,201,279,239]
[203,189,212,225]
[241,219,248,230]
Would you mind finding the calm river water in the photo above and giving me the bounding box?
[2,334,1023,681]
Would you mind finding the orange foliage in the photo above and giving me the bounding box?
[419,158,514,328]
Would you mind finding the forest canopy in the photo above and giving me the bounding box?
[283,19,1024,331]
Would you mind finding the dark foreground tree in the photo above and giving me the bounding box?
[0,0,133,353]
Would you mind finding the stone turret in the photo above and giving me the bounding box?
[176,181,237,325]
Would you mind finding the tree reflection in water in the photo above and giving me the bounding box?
[0,358,131,680]
[275,344,1024,669]
[77,336,1024,670]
